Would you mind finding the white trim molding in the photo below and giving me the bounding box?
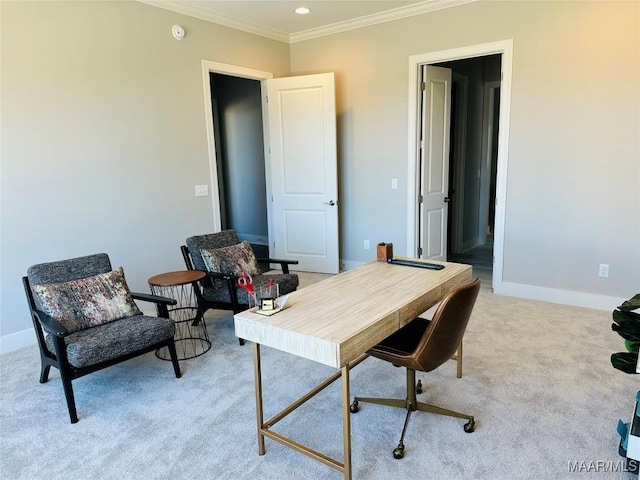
[406,39,513,296]
[0,328,36,355]
[497,282,625,312]
[138,0,477,44]
[290,0,477,44]
[200,60,273,233]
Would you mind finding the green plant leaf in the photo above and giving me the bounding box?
[612,323,640,342]
[611,352,639,374]
[625,340,640,353]
[612,310,640,334]
[618,293,640,312]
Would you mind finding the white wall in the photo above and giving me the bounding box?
[0,1,289,352]
[290,0,639,308]
[2,0,639,353]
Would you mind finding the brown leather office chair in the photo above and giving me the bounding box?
[350,277,481,459]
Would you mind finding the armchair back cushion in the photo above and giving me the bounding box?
[31,267,141,333]
[186,230,240,272]
[200,241,260,276]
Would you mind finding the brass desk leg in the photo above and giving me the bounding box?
[341,364,352,480]
[253,343,266,455]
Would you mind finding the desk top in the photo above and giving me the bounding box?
[234,259,472,368]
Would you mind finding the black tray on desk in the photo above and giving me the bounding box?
[387,258,444,270]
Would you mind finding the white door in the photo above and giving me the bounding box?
[419,65,452,261]
[265,73,339,274]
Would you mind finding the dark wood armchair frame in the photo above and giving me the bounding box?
[23,276,182,424]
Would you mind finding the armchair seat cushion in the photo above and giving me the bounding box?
[46,315,175,368]
[203,273,299,305]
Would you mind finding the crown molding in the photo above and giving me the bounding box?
[138,0,477,45]
[137,1,290,43]
[290,0,477,44]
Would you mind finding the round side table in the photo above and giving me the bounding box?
[148,270,211,360]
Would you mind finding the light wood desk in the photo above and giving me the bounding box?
[234,259,472,479]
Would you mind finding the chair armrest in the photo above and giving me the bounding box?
[131,292,177,306]
[33,310,68,337]
[256,258,299,274]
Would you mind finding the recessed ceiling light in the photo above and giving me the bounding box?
[295,7,310,15]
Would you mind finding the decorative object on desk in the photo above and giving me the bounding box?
[181,230,300,345]
[377,242,393,261]
[237,271,255,295]
[249,281,280,313]
[387,258,445,270]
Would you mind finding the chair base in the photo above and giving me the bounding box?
[350,368,474,459]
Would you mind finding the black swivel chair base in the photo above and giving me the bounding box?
[349,368,474,459]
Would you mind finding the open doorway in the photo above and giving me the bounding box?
[209,73,269,258]
[437,55,501,283]
[406,40,513,292]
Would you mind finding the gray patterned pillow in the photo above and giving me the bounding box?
[31,267,142,333]
[200,241,260,276]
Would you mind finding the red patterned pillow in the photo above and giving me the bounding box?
[200,241,260,276]
[31,267,142,333]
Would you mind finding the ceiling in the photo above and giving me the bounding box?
[140,0,474,43]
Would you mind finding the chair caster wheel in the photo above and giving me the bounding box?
[463,418,475,433]
[416,379,423,394]
[393,443,405,459]
[349,400,359,413]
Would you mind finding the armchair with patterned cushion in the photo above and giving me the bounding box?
[23,253,182,423]
[181,230,299,345]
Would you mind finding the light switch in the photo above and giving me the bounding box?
[195,185,209,197]
[391,178,398,189]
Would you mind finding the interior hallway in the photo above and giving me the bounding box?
[449,236,494,286]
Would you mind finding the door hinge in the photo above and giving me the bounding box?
[419,140,425,150]
[266,95,269,103]
[417,246,423,256]
[420,81,426,91]
[418,194,424,203]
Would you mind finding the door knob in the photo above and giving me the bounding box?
[444,197,450,203]
[323,200,336,206]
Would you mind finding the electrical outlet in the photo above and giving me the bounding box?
[391,178,398,189]
[599,264,609,278]
[364,240,370,250]
[195,185,209,197]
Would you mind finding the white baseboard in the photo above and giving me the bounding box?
[494,281,625,312]
[340,259,365,271]
[0,328,36,355]
[236,233,268,245]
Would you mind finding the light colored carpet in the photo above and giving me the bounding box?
[1,272,638,480]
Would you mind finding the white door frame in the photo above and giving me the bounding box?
[200,60,273,232]
[406,40,513,290]
[479,80,502,244]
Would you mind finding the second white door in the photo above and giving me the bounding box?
[265,73,339,274]
[419,65,452,261]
